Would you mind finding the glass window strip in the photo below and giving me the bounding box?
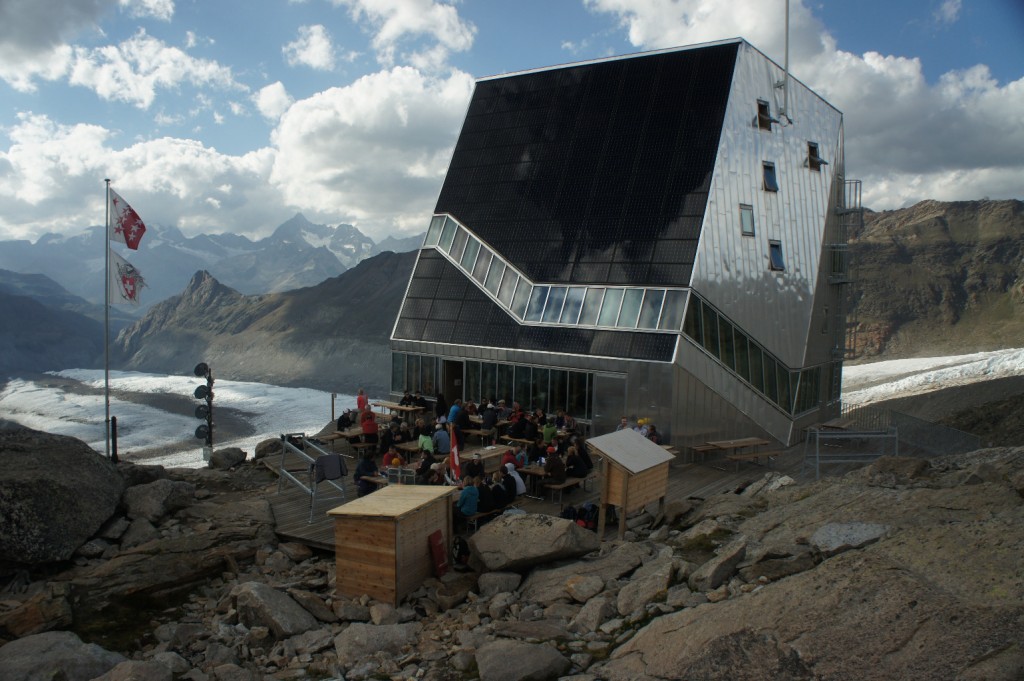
[424,212,694,332]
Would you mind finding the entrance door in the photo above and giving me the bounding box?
[442,360,464,405]
[591,373,626,436]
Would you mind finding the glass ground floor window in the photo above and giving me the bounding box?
[391,352,594,420]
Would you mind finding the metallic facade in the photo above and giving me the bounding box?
[390,39,852,446]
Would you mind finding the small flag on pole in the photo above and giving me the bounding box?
[108,248,147,306]
[108,189,147,250]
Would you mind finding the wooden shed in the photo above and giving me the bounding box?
[327,485,455,606]
[586,430,675,539]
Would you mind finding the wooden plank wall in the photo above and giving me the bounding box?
[625,463,670,512]
[335,517,398,605]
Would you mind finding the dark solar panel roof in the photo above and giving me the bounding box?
[435,42,737,288]
[396,252,676,361]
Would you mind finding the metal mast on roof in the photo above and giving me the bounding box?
[776,0,792,124]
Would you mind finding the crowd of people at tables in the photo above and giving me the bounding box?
[341,389,594,529]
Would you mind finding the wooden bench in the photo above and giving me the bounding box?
[502,436,533,446]
[544,477,584,505]
[350,442,376,456]
[688,443,718,463]
[465,508,501,533]
[725,450,782,470]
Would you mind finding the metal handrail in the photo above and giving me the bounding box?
[277,433,348,522]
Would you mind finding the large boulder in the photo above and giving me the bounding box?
[0,426,123,564]
[233,581,318,640]
[469,513,600,572]
[122,478,195,523]
[0,630,126,681]
[519,541,649,606]
[475,639,570,681]
[209,447,246,470]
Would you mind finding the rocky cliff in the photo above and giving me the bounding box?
[850,199,1024,358]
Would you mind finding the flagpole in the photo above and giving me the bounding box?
[104,178,111,458]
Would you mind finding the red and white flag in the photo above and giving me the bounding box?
[108,248,147,306]
[109,188,147,250]
[448,423,461,480]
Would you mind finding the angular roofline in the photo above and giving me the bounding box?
[477,37,744,82]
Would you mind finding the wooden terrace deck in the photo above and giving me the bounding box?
[263,438,812,551]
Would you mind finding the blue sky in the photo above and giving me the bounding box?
[0,0,1021,244]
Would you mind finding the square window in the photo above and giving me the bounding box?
[756,100,772,131]
[769,241,786,271]
[763,163,779,192]
[807,141,826,171]
[740,204,755,236]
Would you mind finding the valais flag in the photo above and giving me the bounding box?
[448,423,461,480]
[108,248,147,306]
[109,189,147,250]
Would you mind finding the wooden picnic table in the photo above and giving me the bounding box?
[517,464,548,500]
[395,440,421,454]
[705,437,775,471]
[371,401,425,424]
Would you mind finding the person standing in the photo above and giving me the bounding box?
[356,388,369,413]
[354,451,379,497]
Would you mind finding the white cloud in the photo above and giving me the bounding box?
[119,0,174,21]
[254,82,294,120]
[333,0,476,67]
[283,24,336,70]
[269,66,474,235]
[0,112,287,240]
[0,0,106,91]
[583,0,1024,209]
[935,0,962,25]
[68,29,244,109]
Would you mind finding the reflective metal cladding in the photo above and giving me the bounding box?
[390,38,854,445]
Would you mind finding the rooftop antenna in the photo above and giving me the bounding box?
[775,0,793,124]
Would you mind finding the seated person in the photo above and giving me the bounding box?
[496,399,512,421]
[476,475,496,513]
[432,423,451,456]
[522,415,539,441]
[453,477,480,530]
[542,418,558,444]
[514,445,528,468]
[354,451,379,497]
[559,410,577,433]
[360,410,379,443]
[489,471,508,510]
[415,451,436,483]
[412,417,430,439]
[461,452,485,482]
[427,462,446,485]
[397,422,412,443]
[384,446,405,468]
[543,447,567,484]
[378,422,397,455]
[507,416,527,439]
[573,436,595,471]
[480,403,499,432]
[413,391,428,408]
[504,462,527,497]
[646,423,661,444]
[565,445,588,479]
[527,439,546,464]
[398,391,414,406]
[500,448,518,470]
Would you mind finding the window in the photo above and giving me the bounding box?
[769,240,786,271]
[511,281,532,318]
[460,236,480,270]
[616,289,644,328]
[424,215,445,246]
[497,271,518,306]
[597,288,624,327]
[541,286,567,323]
[637,289,664,329]
[484,259,505,295]
[659,290,687,331]
[740,203,755,236]
[762,162,779,192]
[560,287,586,324]
[578,288,604,325]
[807,142,827,171]
[525,285,549,322]
[756,99,772,131]
[471,249,491,284]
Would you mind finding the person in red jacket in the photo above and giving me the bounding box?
[360,408,378,444]
[356,387,368,412]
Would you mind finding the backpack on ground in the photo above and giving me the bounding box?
[559,505,579,522]
[579,502,599,531]
[452,535,471,566]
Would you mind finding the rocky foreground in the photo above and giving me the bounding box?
[0,425,1022,680]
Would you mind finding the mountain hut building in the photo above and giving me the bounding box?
[388,38,860,447]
